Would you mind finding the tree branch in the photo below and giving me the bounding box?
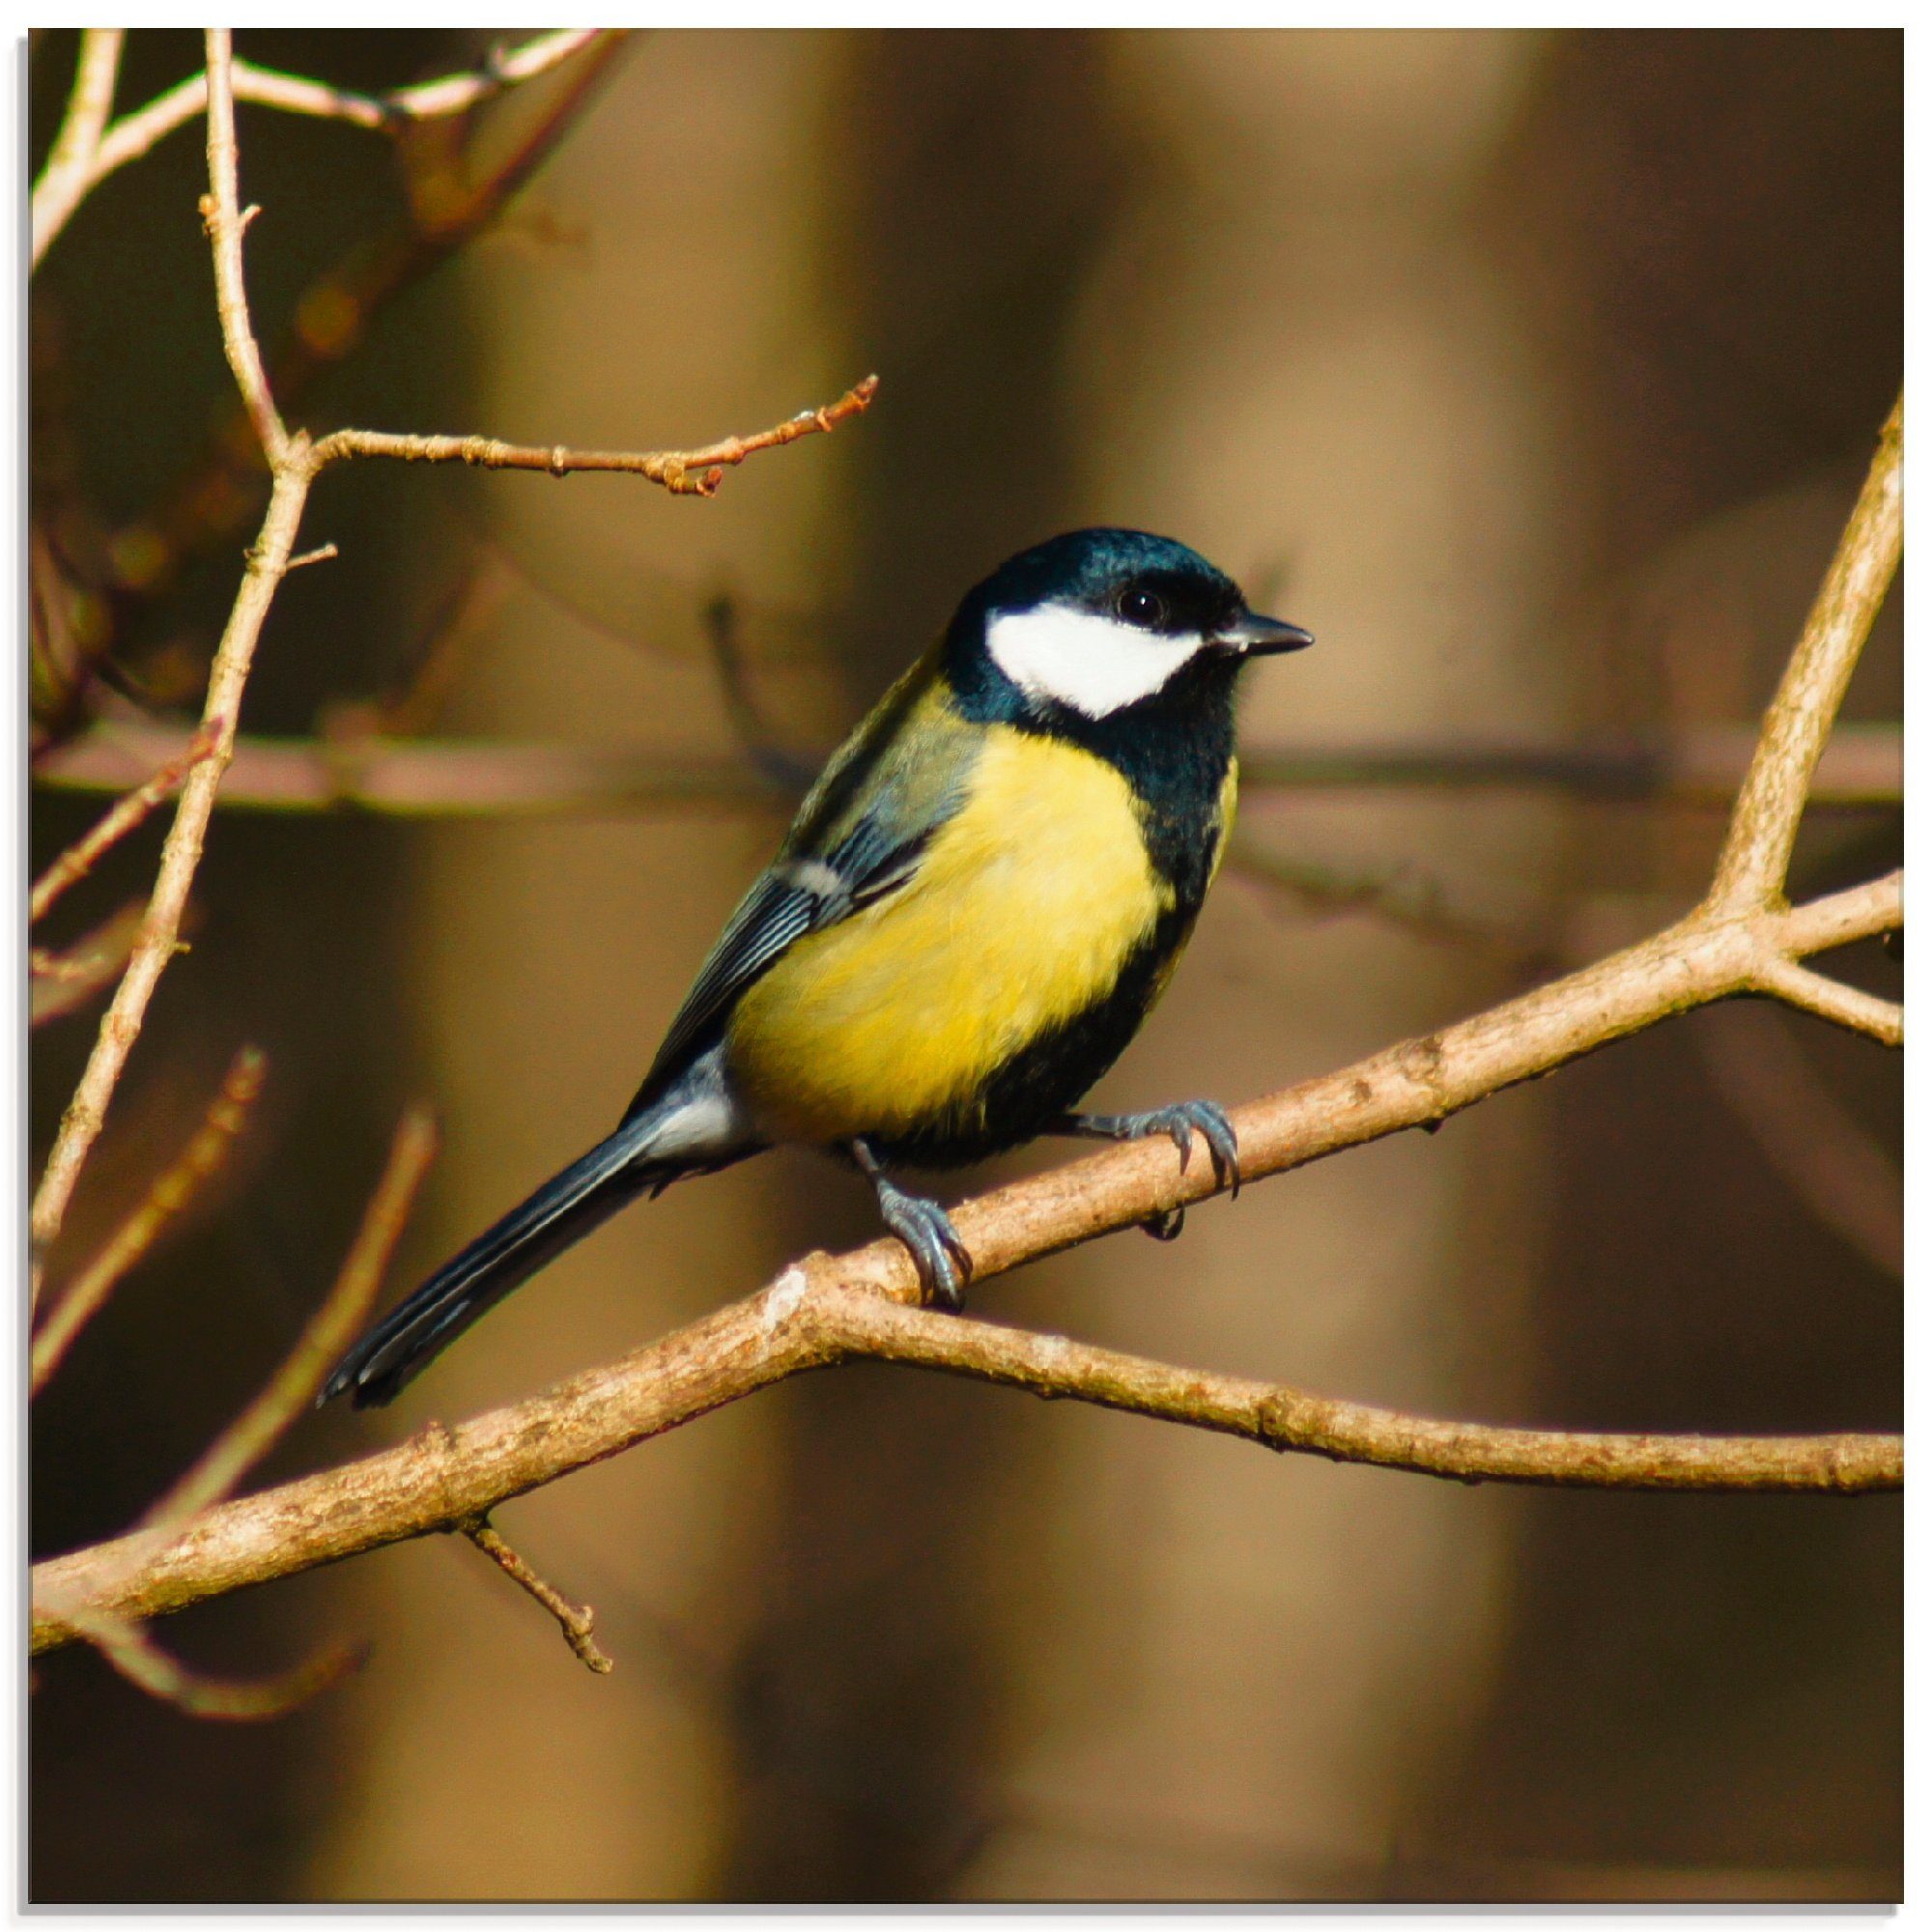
[27,865,1903,1654]
[30,903,144,1027]
[29,28,124,268]
[32,722,1903,819]
[308,375,879,498]
[1705,393,1903,912]
[31,1047,268,1397]
[29,32,870,1311]
[32,30,610,270]
[1751,954,1903,1046]
[461,1518,613,1675]
[137,1108,438,1533]
[809,1286,1898,1493]
[58,1603,362,1723]
[30,724,217,923]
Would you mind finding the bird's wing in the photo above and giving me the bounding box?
[623,654,978,1122]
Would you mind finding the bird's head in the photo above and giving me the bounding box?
[949,528,1312,724]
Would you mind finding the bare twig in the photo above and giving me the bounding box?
[200,35,287,463]
[461,1518,614,1674]
[32,29,607,270]
[33,721,1903,820]
[139,1108,437,1532]
[29,28,124,268]
[60,1603,362,1723]
[30,725,217,923]
[1750,953,1902,1045]
[30,903,145,1027]
[28,36,308,1304]
[308,375,880,498]
[34,33,825,1314]
[103,35,629,616]
[31,1048,268,1397]
[1706,394,1904,912]
[35,1107,433,1705]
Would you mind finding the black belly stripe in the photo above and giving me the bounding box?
[868,901,1200,1168]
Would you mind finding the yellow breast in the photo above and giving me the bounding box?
[725,725,1170,1147]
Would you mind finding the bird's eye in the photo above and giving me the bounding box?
[1117,587,1166,629]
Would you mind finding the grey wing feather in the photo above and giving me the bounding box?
[622,818,936,1123]
[622,650,980,1125]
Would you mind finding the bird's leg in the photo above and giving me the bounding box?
[1053,1101,1242,1195]
[847,1139,972,1311]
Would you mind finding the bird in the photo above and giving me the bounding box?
[322,529,1313,1408]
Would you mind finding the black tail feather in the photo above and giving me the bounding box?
[321,1126,668,1409]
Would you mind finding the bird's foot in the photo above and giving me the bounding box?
[1060,1100,1242,1196]
[849,1141,972,1310]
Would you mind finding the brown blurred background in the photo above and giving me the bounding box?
[29,28,1900,1903]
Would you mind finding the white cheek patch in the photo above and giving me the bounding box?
[985,605,1208,719]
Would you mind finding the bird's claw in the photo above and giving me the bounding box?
[875,1181,972,1311]
[1074,1100,1241,1197]
[1141,1205,1186,1241]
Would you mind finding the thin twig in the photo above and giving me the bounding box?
[25,458,312,1306]
[34,1107,434,1696]
[1706,394,1903,912]
[199,32,287,463]
[102,34,629,617]
[28,28,124,268]
[461,1518,614,1674]
[1751,953,1903,1046]
[30,725,218,923]
[31,1048,268,1398]
[60,1602,363,1723]
[702,585,820,789]
[28,32,871,1315]
[33,30,608,270]
[29,903,145,1027]
[139,1108,437,1532]
[309,375,880,498]
[33,721,1903,819]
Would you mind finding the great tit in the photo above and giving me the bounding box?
[323,529,1313,1408]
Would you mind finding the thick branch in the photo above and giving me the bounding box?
[28,870,1902,1652]
[811,1287,1897,1492]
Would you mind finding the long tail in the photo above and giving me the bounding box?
[322,1122,676,1410]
